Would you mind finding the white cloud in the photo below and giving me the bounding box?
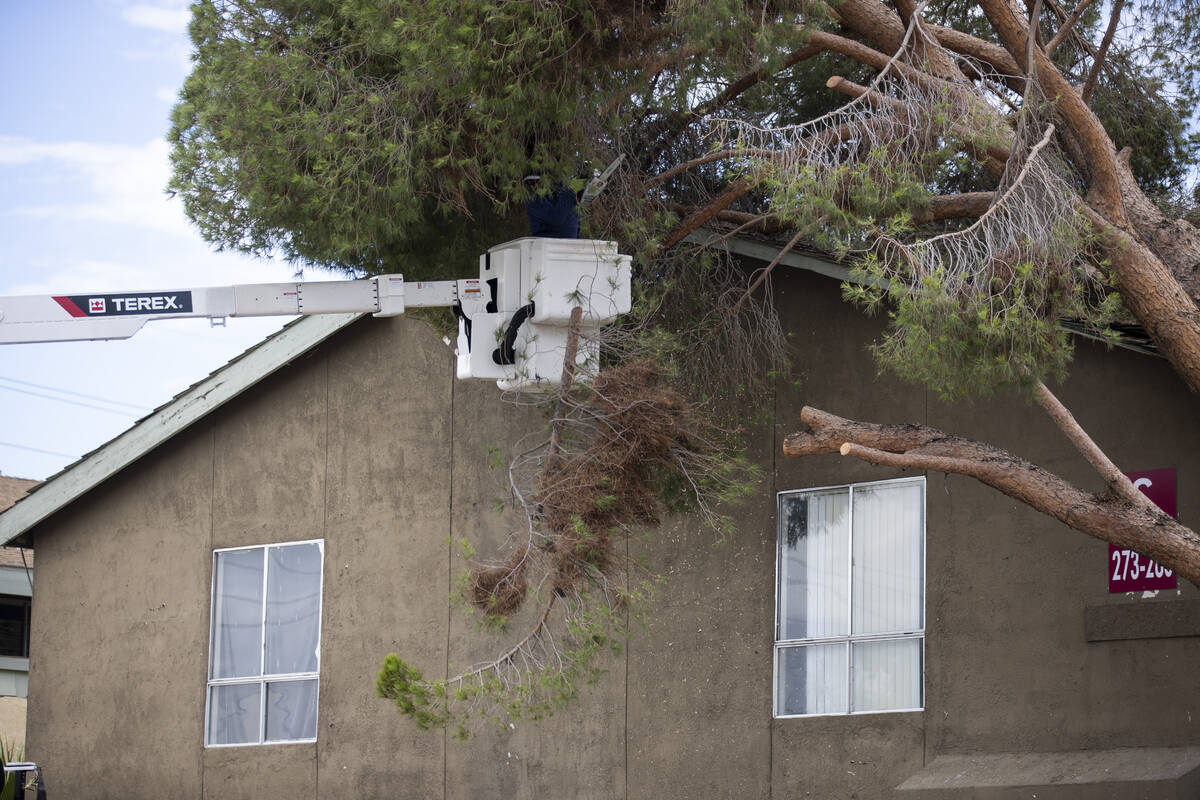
[0,135,192,238]
[121,3,190,34]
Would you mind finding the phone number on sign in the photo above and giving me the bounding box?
[1110,548,1173,582]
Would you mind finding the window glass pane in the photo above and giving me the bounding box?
[852,638,922,712]
[265,543,322,675]
[778,489,849,640]
[777,643,848,716]
[852,482,923,635]
[211,549,264,679]
[265,679,319,742]
[208,683,261,745]
[0,596,30,658]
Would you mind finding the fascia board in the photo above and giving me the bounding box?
[683,230,862,284]
[0,313,364,545]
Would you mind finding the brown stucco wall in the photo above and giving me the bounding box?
[21,265,1200,798]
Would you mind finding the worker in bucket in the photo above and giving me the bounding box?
[523,154,623,239]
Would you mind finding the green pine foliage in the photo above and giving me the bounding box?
[376,586,648,740]
[169,0,810,276]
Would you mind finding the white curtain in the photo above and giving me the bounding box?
[265,542,323,675]
[209,542,323,744]
[778,490,850,714]
[211,549,264,680]
[208,683,260,745]
[265,679,319,741]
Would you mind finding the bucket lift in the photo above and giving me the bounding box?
[0,238,632,392]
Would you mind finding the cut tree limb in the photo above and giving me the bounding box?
[784,406,1200,587]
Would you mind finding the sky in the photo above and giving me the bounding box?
[0,0,303,481]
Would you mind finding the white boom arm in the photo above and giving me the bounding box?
[0,238,632,392]
[0,273,425,344]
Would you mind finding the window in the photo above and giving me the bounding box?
[206,540,324,746]
[0,596,30,659]
[775,477,924,717]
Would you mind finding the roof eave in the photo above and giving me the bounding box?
[0,312,364,545]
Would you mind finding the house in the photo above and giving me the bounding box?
[0,476,35,751]
[1,241,1199,798]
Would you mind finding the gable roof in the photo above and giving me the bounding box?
[0,312,363,546]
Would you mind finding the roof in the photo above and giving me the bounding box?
[0,548,32,569]
[0,312,363,546]
[0,476,37,512]
[0,477,37,567]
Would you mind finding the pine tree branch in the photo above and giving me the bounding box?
[660,179,752,250]
[1032,380,1156,510]
[783,406,1200,587]
[1045,0,1098,57]
[1080,0,1124,104]
[926,24,1022,76]
[977,0,1128,225]
[688,42,826,120]
[728,229,805,317]
[912,192,996,223]
[600,45,705,116]
[824,75,1013,167]
[649,149,776,187]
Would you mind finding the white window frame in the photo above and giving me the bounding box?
[773,476,925,718]
[204,539,325,747]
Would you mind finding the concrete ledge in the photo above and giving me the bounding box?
[895,747,1200,799]
[1085,599,1200,642]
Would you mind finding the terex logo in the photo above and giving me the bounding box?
[53,291,194,318]
[110,295,183,312]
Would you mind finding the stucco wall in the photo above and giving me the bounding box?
[22,266,1200,798]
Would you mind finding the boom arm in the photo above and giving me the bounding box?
[0,238,632,392]
[0,274,456,344]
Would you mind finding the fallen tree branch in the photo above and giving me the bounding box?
[659,178,752,250]
[913,191,996,223]
[688,42,826,121]
[783,406,1200,587]
[1032,380,1156,511]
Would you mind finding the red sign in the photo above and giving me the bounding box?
[1108,469,1178,593]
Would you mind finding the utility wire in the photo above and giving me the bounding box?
[0,376,150,412]
[0,384,144,417]
[0,441,77,459]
